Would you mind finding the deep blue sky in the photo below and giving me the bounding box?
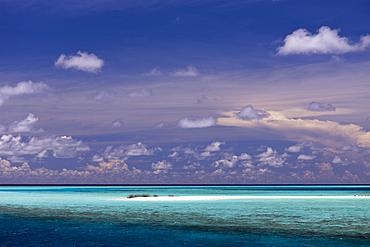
[0,0,370,184]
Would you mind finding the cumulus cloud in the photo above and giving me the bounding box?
[0,134,90,160]
[151,160,172,170]
[286,141,319,153]
[172,66,199,77]
[86,159,128,173]
[152,121,165,128]
[308,102,336,112]
[236,105,269,120]
[142,67,162,76]
[0,81,49,107]
[256,147,286,168]
[55,51,104,73]
[277,26,370,55]
[127,88,153,98]
[297,154,316,160]
[178,116,216,128]
[239,153,252,160]
[214,156,238,168]
[103,142,162,160]
[0,114,43,134]
[112,119,123,127]
[204,141,224,152]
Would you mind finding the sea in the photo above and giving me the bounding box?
[0,185,369,246]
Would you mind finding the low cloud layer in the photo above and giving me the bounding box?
[277,26,370,55]
[55,51,104,73]
[178,116,217,128]
[0,134,90,161]
[0,81,49,106]
[103,142,162,160]
[308,102,336,112]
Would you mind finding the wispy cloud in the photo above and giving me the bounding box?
[55,51,104,73]
[178,116,216,128]
[127,88,153,98]
[0,81,49,107]
[277,26,370,55]
[141,67,162,76]
[172,65,199,77]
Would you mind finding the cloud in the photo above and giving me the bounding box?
[286,140,320,153]
[297,154,316,160]
[214,156,238,168]
[112,119,123,127]
[151,160,172,170]
[239,153,252,160]
[142,67,162,76]
[277,26,370,55]
[308,102,336,112]
[0,114,43,134]
[103,142,162,159]
[152,121,165,128]
[236,105,269,120]
[204,141,224,152]
[0,81,49,107]
[0,134,90,160]
[178,116,216,128]
[256,147,286,168]
[172,66,199,77]
[127,88,153,98]
[218,109,370,148]
[55,51,104,73]
[86,159,128,173]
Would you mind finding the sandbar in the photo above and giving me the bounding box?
[116,195,370,201]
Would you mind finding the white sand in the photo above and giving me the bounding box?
[117,195,370,201]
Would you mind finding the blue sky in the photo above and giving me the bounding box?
[1,0,370,184]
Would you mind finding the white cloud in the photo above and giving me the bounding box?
[178,116,216,128]
[308,102,336,112]
[151,160,172,170]
[204,141,224,152]
[127,88,153,98]
[277,26,370,55]
[297,154,316,160]
[0,114,43,134]
[152,121,165,128]
[142,67,162,76]
[112,119,123,127]
[239,153,252,160]
[236,105,269,120]
[214,156,238,168]
[256,147,286,168]
[0,81,49,107]
[103,142,162,159]
[0,134,90,160]
[55,51,104,73]
[172,65,199,77]
[286,141,318,153]
[218,110,370,148]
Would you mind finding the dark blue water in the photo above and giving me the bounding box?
[1,185,370,246]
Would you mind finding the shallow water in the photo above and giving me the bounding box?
[1,185,370,246]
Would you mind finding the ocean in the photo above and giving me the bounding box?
[0,185,369,246]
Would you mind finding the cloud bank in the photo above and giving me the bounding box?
[55,51,104,73]
[277,26,370,55]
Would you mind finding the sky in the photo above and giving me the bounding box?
[0,0,370,184]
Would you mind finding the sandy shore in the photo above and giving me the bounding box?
[116,195,370,201]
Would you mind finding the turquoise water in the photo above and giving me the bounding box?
[1,185,370,246]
